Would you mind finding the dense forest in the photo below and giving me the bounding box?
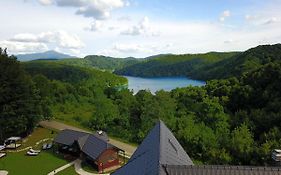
[114,52,239,79]
[57,55,140,71]
[0,49,44,141]
[1,44,281,166]
[115,44,281,81]
[0,50,127,142]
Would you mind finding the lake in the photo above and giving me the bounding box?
[124,76,205,94]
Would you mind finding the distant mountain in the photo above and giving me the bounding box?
[16,50,76,61]
[114,52,239,79]
[115,44,281,80]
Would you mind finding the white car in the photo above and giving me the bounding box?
[26,151,39,156]
[29,148,41,153]
[0,153,6,158]
[42,143,48,150]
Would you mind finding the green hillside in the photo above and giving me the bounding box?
[114,52,239,79]
[115,44,281,80]
[57,55,140,71]
[191,44,281,80]
[21,60,127,129]
[23,60,127,86]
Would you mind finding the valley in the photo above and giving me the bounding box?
[1,44,281,172]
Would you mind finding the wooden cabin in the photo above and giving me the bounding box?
[54,129,124,173]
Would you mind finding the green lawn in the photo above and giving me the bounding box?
[21,127,57,149]
[0,151,70,175]
[0,127,73,175]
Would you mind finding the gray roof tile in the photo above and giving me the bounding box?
[112,120,193,175]
[163,165,281,175]
[54,129,88,146]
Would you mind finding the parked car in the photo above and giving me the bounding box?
[0,153,6,158]
[29,148,41,153]
[42,143,48,150]
[26,151,39,156]
[46,143,52,149]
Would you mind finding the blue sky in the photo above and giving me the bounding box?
[0,0,280,57]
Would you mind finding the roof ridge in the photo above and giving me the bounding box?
[79,134,90,150]
[158,120,163,174]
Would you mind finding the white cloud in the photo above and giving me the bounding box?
[69,48,81,55]
[55,0,86,7]
[224,39,234,44]
[263,17,278,25]
[37,0,128,20]
[10,31,84,49]
[245,13,279,26]
[85,20,103,31]
[113,43,154,53]
[117,16,131,21]
[0,40,48,54]
[76,5,110,19]
[2,30,84,54]
[10,33,39,42]
[245,14,258,21]
[38,0,53,5]
[219,10,231,22]
[121,17,160,36]
[55,31,85,49]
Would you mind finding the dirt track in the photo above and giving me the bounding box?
[39,120,137,157]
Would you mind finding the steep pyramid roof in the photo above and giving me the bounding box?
[112,120,193,175]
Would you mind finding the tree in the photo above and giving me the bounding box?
[0,48,42,142]
[89,97,119,131]
[230,123,255,164]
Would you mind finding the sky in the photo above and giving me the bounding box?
[0,0,281,58]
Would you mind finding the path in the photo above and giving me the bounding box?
[39,120,136,157]
[47,160,76,175]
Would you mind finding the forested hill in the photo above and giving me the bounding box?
[0,52,128,142]
[23,60,127,86]
[115,44,281,80]
[57,55,141,71]
[191,44,281,80]
[114,52,239,78]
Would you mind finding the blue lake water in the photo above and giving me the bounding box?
[124,76,205,94]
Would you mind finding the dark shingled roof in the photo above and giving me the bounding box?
[54,129,120,160]
[112,120,193,175]
[163,165,281,175]
[54,129,88,146]
[81,135,115,160]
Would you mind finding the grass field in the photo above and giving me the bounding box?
[0,151,70,175]
[0,127,73,175]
